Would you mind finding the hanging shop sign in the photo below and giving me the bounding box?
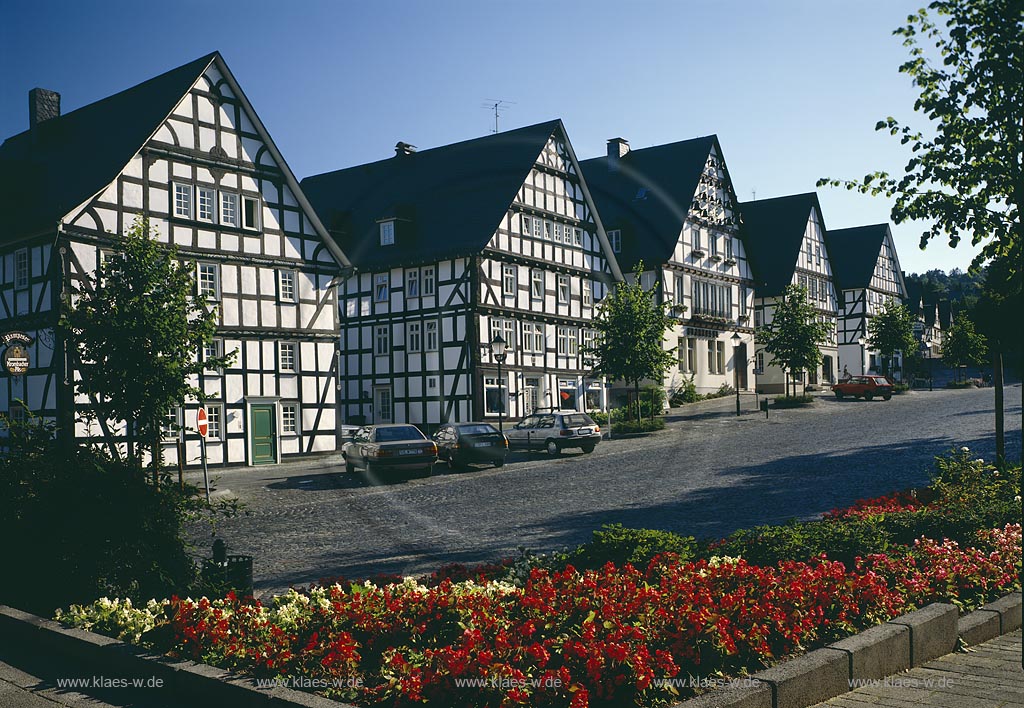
[2,332,32,376]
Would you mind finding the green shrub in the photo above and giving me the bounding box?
[706,518,891,568]
[669,375,701,406]
[771,394,815,408]
[893,383,910,394]
[568,524,696,570]
[946,380,975,389]
[705,382,736,400]
[589,411,609,426]
[611,418,666,435]
[0,414,235,616]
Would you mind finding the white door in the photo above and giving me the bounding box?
[374,386,392,424]
[524,377,540,415]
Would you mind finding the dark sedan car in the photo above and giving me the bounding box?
[432,422,508,469]
[342,424,437,476]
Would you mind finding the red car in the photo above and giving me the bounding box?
[832,376,894,401]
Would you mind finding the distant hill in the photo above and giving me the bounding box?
[904,267,985,307]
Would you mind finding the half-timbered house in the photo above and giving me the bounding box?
[580,136,756,399]
[301,120,622,429]
[0,52,350,465]
[904,281,946,359]
[826,224,907,378]
[740,193,839,393]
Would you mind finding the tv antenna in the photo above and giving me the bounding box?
[751,187,757,200]
[481,99,516,133]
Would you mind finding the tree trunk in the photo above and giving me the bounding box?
[993,349,1004,467]
[151,432,161,486]
[634,380,641,423]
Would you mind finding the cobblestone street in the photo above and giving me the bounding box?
[186,384,1022,596]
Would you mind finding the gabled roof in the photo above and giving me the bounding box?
[826,224,888,291]
[0,53,217,245]
[302,120,589,271]
[579,135,720,271]
[0,53,350,268]
[739,192,825,297]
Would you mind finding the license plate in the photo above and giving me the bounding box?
[578,428,593,435]
[399,449,419,456]
[472,442,492,448]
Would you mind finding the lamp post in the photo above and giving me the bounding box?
[489,334,508,432]
[858,336,867,375]
[731,332,742,416]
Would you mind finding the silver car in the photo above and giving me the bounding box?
[504,410,601,456]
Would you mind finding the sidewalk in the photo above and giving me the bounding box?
[815,629,1023,708]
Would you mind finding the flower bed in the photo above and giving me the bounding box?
[57,450,1022,708]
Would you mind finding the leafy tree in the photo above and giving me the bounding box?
[756,285,833,396]
[942,311,988,381]
[584,263,677,421]
[61,217,235,472]
[867,300,917,378]
[818,0,1023,299]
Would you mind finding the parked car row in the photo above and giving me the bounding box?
[341,410,602,477]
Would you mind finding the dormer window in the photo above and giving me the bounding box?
[379,220,396,246]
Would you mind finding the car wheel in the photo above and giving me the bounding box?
[834,391,844,399]
[546,440,561,456]
[494,458,505,468]
[883,394,892,401]
[865,392,874,401]
[581,444,595,454]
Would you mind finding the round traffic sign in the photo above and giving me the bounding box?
[197,407,208,437]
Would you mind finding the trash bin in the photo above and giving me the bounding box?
[201,540,253,597]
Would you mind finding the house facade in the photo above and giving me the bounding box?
[741,193,839,394]
[826,224,907,378]
[301,121,622,430]
[580,136,756,399]
[0,53,350,465]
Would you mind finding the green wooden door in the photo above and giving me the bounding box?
[251,405,276,465]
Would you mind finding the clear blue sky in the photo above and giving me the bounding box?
[1,0,982,275]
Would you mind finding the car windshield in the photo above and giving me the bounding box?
[562,414,595,427]
[457,424,498,436]
[871,377,890,384]
[375,426,424,442]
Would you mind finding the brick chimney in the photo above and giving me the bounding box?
[29,88,61,129]
[607,137,629,171]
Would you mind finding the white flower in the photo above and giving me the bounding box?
[975,458,985,464]
[1014,496,1021,503]
[961,446,970,452]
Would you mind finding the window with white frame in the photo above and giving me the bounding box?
[374,326,390,356]
[679,337,697,373]
[220,192,238,226]
[522,322,545,353]
[406,269,419,298]
[197,263,220,299]
[582,280,592,307]
[556,326,578,356]
[553,223,563,243]
[489,318,515,350]
[173,183,192,218]
[206,405,222,440]
[161,407,182,440]
[709,232,718,256]
[521,215,532,236]
[422,267,435,296]
[573,228,582,247]
[483,376,508,415]
[379,220,395,246]
[532,218,542,239]
[202,338,223,371]
[557,275,570,304]
[692,226,702,251]
[407,321,422,353]
[608,229,621,253]
[740,286,749,315]
[754,309,763,328]
[674,276,685,306]
[502,264,517,298]
[374,274,388,302]
[425,320,438,351]
[691,279,731,318]
[543,221,553,240]
[242,196,260,230]
[7,403,27,427]
[581,329,596,362]
[725,237,734,260]
[708,340,725,375]
[14,249,29,289]
[756,350,765,371]
[279,270,296,302]
[530,270,544,300]
[197,187,216,222]
[281,403,299,435]
[279,342,297,372]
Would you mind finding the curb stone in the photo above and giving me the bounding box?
[1,594,1021,708]
[670,592,1021,708]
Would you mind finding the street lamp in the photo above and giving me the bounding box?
[731,332,742,416]
[858,337,867,375]
[489,334,508,432]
